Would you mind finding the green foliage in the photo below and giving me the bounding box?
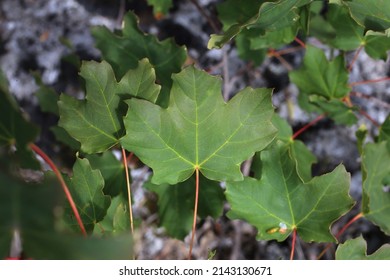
[209,0,311,49]
[340,0,390,32]
[0,170,58,259]
[336,236,390,260]
[310,4,390,60]
[289,45,350,99]
[271,115,317,182]
[0,169,131,259]
[361,141,390,235]
[91,11,186,106]
[2,0,390,260]
[213,0,300,65]
[289,45,357,125]
[34,74,60,115]
[226,142,353,242]
[379,114,390,142]
[94,194,130,236]
[25,233,132,260]
[0,76,39,169]
[121,66,277,184]
[64,158,111,233]
[34,74,81,150]
[58,59,159,154]
[145,174,224,239]
[86,151,127,197]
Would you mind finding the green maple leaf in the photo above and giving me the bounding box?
[235,30,267,65]
[216,0,264,31]
[65,158,111,233]
[226,142,354,242]
[208,0,312,49]
[290,45,350,99]
[336,236,390,260]
[364,32,390,60]
[121,66,277,185]
[361,141,390,235]
[86,151,127,197]
[95,194,130,236]
[311,4,390,60]
[58,59,160,154]
[91,11,186,106]
[289,45,356,125]
[341,0,390,32]
[144,174,224,239]
[322,4,364,50]
[250,26,298,50]
[271,115,317,182]
[308,96,357,125]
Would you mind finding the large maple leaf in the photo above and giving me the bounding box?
[121,66,277,184]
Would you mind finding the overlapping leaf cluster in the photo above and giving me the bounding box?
[0,71,132,259]
[210,0,390,127]
[1,1,390,260]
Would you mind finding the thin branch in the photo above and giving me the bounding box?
[270,46,303,56]
[290,228,297,260]
[294,37,306,48]
[29,143,87,236]
[292,114,326,140]
[359,109,380,127]
[317,213,363,259]
[350,77,390,87]
[335,213,364,241]
[350,91,390,109]
[268,49,293,71]
[189,0,220,33]
[188,167,200,260]
[348,45,363,72]
[122,148,134,236]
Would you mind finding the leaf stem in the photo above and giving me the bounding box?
[350,91,390,109]
[358,109,380,127]
[29,143,87,236]
[268,49,293,71]
[350,77,390,87]
[335,213,363,240]
[188,167,200,260]
[317,212,363,259]
[294,37,306,48]
[121,148,134,236]
[290,228,297,260]
[348,45,363,72]
[292,114,326,140]
[269,46,303,57]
